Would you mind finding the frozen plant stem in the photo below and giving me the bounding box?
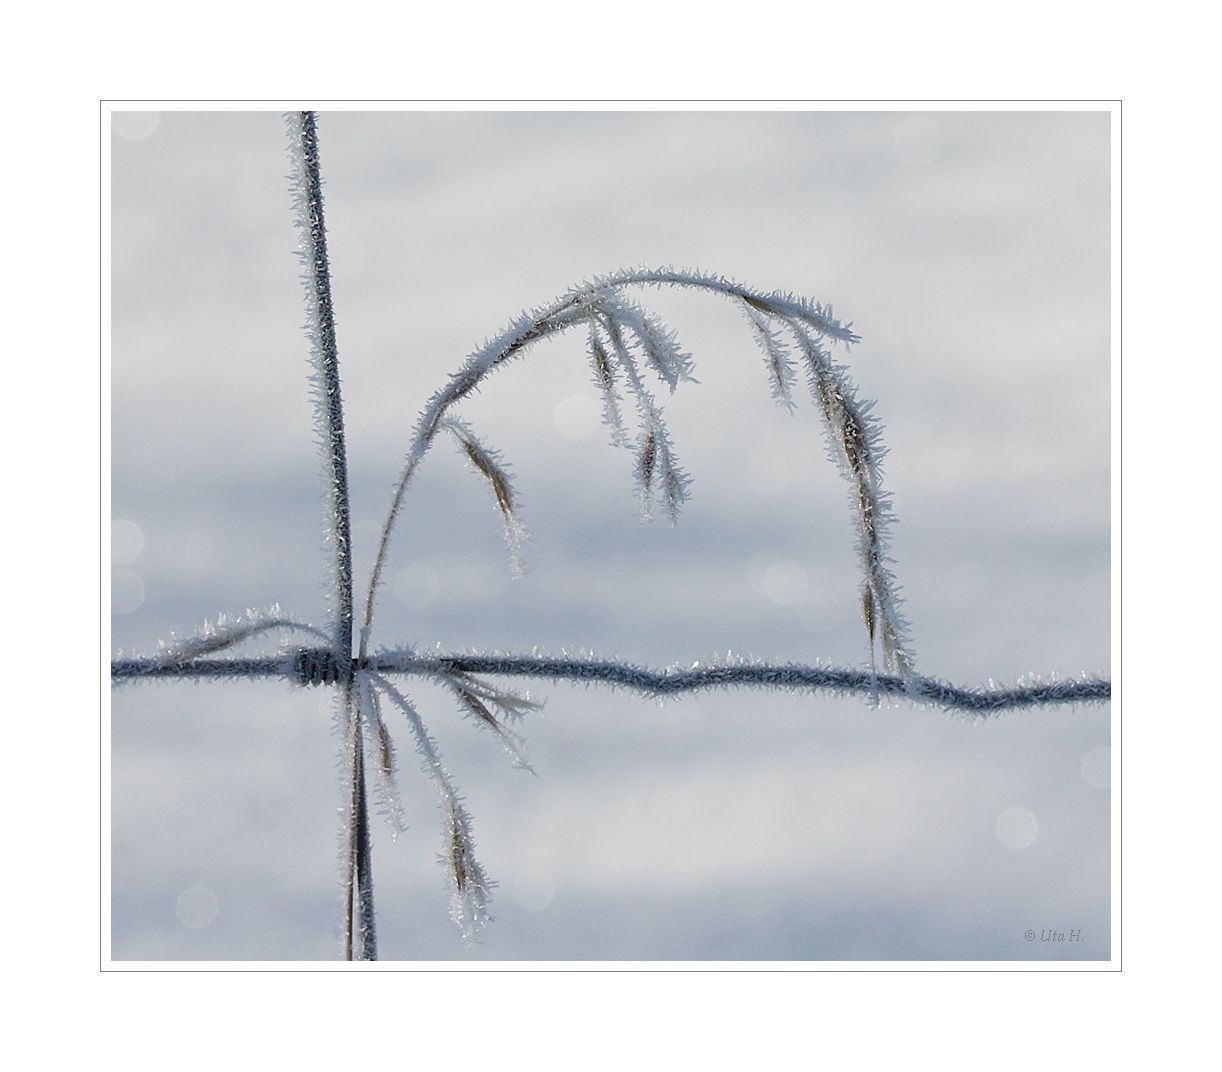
[354,265,917,683]
[287,111,373,960]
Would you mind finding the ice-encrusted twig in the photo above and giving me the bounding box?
[436,667,544,722]
[156,607,330,661]
[788,320,915,688]
[286,110,371,961]
[594,308,690,521]
[370,673,493,940]
[357,671,407,836]
[738,298,798,412]
[587,323,629,446]
[440,418,528,574]
[431,669,540,774]
[357,267,863,661]
[287,111,354,664]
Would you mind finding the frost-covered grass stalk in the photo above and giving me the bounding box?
[111,112,1110,961]
[285,111,372,960]
[355,265,914,678]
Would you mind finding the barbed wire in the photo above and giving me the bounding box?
[111,649,1110,715]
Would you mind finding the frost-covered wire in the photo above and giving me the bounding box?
[111,650,1110,716]
[377,651,1110,715]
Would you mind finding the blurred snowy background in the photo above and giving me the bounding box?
[109,109,1111,961]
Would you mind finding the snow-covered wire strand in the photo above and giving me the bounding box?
[110,651,1109,716]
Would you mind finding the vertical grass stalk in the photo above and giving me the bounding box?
[287,110,374,960]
